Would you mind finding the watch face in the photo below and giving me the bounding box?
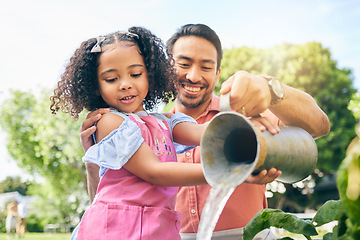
[270,78,284,98]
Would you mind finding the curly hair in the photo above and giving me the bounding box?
[50,26,177,119]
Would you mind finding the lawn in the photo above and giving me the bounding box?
[0,233,71,240]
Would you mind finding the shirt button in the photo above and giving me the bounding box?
[186,152,191,157]
[191,209,196,214]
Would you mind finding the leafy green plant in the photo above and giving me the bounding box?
[244,209,317,240]
[244,124,360,239]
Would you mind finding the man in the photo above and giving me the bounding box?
[80,24,330,239]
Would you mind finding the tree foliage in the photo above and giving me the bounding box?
[0,176,31,195]
[0,89,89,225]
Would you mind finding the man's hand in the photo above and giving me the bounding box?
[220,70,271,117]
[249,115,280,135]
[80,108,110,152]
[245,168,282,185]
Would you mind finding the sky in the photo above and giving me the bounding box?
[1,0,360,181]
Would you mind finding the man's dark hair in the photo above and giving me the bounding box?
[166,23,223,70]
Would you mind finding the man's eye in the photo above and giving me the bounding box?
[178,63,189,68]
[202,67,212,71]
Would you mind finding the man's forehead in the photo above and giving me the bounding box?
[174,55,216,66]
[172,36,217,63]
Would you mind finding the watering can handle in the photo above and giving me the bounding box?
[220,93,231,112]
[220,93,260,117]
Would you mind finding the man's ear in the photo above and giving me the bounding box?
[215,67,221,85]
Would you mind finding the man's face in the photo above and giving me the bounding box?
[172,36,220,109]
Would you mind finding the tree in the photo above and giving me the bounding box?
[0,89,89,225]
[218,42,357,210]
[0,176,31,195]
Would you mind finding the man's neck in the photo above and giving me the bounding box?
[174,98,212,120]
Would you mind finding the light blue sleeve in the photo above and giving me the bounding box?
[70,224,79,240]
[168,112,197,130]
[168,112,198,154]
[82,117,144,177]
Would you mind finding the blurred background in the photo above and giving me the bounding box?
[1,0,359,238]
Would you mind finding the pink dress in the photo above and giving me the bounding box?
[77,111,195,240]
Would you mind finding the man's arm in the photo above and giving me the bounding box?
[80,108,109,201]
[86,163,100,202]
[268,85,330,139]
[220,70,330,139]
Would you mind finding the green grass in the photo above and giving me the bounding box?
[0,233,71,240]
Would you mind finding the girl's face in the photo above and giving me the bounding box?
[97,42,149,113]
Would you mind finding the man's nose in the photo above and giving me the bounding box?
[186,66,202,82]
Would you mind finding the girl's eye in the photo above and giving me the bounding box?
[105,78,116,82]
[131,73,142,78]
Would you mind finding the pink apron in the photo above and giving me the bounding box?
[78,114,181,240]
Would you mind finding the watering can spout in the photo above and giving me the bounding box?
[200,94,318,188]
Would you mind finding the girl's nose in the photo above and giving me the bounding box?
[119,79,132,90]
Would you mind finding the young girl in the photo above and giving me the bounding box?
[50,26,208,239]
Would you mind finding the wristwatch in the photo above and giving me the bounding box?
[264,76,284,105]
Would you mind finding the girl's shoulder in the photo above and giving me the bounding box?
[96,112,126,142]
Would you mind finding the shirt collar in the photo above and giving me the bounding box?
[110,107,149,116]
[170,94,220,120]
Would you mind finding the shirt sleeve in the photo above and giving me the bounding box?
[82,117,144,177]
[168,112,198,154]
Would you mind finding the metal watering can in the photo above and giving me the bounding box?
[200,94,318,188]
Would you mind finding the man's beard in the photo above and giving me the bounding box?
[177,93,207,109]
[176,80,210,108]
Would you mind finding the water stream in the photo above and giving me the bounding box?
[196,167,251,240]
[196,184,235,240]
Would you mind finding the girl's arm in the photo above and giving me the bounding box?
[172,121,209,146]
[123,142,206,186]
[96,113,206,187]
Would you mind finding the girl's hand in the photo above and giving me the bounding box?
[80,108,110,152]
[245,168,282,185]
[249,115,280,135]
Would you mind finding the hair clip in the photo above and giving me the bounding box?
[119,31,139,39]
[90,37,106,53]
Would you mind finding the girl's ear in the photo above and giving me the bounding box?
[96,81,101,96]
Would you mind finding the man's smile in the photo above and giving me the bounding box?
[184,85,201,92]
[179,81,208,96]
